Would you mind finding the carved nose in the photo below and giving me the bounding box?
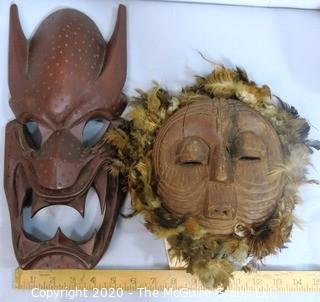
[209,147,233,183]
[36,160,80,190]
[34,130,84,190]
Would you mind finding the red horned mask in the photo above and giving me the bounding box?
[4,4,127,269]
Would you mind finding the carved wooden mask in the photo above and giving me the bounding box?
[4,5,127,268]
[153,98,284,235]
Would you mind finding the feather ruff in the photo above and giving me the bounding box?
[106,65,318,290]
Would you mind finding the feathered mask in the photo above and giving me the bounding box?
[106,65,319,289]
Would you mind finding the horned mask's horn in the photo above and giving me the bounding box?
[8,4,28,96]
[95,5,127,97]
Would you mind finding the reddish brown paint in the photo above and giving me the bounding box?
[4,4,127,269]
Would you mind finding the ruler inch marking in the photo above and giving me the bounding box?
[15,269,320,292]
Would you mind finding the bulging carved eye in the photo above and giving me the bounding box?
[175,136,210,166]
[23,121,42,150]
[82,117,110,148]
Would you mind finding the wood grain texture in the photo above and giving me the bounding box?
[153,98,284,235]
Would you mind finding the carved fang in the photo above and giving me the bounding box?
[31,194,49,218]
[69,196,86,217]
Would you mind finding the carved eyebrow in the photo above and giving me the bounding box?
[231,131,267,157]
[67,109,113,129]
[234,131,263,143]
[18,112,54,130]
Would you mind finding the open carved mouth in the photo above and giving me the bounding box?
[22,187,105,242]
[13,164,117,269]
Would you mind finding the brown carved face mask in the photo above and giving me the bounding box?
[4,5,127,268]
[153,98,284,235]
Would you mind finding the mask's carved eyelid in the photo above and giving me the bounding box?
[178,160,204,166]
[23,121,42,150]
[82,117,110,148]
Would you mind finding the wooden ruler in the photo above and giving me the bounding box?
[15,269,320,292]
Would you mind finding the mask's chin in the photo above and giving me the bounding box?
[13,165,121,269]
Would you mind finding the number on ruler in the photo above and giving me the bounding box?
[293,279,302,286]
[90,277,96,285]
[253,278,263,287]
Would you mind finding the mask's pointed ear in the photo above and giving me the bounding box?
[9,4,28,96]
[95,4,127,112]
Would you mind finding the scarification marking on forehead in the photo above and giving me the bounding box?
[155,98,278,152]
[215,99,219,133]
[181,99,237,145]
[182,103,189,139]
[228,101,238,144]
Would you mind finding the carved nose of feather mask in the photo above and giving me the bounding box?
[209,145,233,183]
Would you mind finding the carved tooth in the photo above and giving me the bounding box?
[31,194,49,218]
[51,227,62,245]
[51,227,71,246]
[93,173,107,213]
[69,196,86,217]
[78,230,97,255]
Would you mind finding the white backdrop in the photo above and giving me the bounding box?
[157,0,320,9]
[0,0,320,301]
